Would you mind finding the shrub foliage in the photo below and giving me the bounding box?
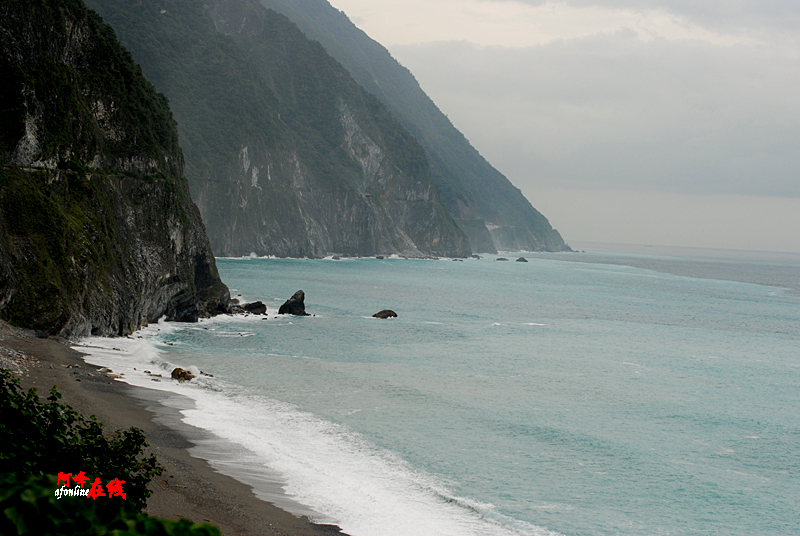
[0,472,220,536]
[0,369,160,510]
[0,369,221,535]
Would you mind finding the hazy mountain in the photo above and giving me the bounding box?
[260,0,570,253]
[87,0,470,258]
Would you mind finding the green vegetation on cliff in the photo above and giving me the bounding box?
[0,0,181,175]
[85,0,289,198]
[0,0,230,336]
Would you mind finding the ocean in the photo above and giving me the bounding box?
[78,245,800,536]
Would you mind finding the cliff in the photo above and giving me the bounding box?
[0,0,230,337]
[86,0,470,258]
[259,0,571,253]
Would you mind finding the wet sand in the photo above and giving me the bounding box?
[0,321,346,536]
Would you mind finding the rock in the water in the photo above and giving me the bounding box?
[243,301,267,314]
[516,257,528,263]
[496,257,509,261]
[375,255,385,260]
[373,310,398,319]
[279,290,309,316]
[171,368,195,382]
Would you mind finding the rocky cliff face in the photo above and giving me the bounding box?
[87,0,470,258]
[0,0,230,336]
[260,0,572,253]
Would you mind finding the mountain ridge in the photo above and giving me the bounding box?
[259,0,571,253]
[87,0,471,258]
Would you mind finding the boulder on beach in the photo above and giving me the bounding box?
[373,310,398,319]
[279,290,310,316]
[516,257,528,263]
[243,301,267,314]
[171,367,195,382]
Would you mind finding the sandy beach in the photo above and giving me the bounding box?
[0,321,346,536]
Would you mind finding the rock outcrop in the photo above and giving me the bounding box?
[171,368,195,382]
[516,257,529,263]
[372,310,397,319]
[243,301,267,315]
[0,0,230,337]
[278,291,309,316]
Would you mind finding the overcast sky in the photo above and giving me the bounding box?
[326,0,800,252]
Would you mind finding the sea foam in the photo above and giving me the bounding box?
[75,322,559,536]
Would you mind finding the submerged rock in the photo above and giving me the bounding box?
[279,290,309,316]
[496,257,509,261]
[373,310,398,319]
[171,368,195,382]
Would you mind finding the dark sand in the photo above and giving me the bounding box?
[0,321,346,536]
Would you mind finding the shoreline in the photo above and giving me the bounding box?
[0,321,347,536]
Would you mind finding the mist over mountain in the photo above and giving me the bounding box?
[87,0,470,258]
[260,0,570,253]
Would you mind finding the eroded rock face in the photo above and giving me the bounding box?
[259,0,572,254]
[372,310,397,319]
[278,290,309,316]
[0,0,230,337]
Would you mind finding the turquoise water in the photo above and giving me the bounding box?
[81,250,800,536]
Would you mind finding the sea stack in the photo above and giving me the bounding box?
[278,291,309,316]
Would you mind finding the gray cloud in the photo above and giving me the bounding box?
[392,33,800,198]
[482,0,800,32]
